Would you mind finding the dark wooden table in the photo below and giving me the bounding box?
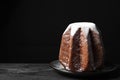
[0,63,120,80]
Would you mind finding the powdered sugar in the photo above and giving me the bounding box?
[63,22,99,36]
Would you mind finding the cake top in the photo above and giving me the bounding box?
[63,22,99,36]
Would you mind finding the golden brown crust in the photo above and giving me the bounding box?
[90,30,104,69]
[59,28,71,70]
[59,27,104,72]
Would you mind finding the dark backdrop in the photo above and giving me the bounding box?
[1,0,120,63]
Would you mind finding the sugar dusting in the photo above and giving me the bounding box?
[63,22,99,36]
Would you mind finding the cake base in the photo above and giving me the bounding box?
[50,60,118,77]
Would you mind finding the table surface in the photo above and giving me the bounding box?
[0,63,120,80]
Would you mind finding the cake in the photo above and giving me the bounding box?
[59,22,104,72]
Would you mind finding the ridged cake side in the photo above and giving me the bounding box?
[59,22,104,72]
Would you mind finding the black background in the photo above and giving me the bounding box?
[1,0,120,64]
